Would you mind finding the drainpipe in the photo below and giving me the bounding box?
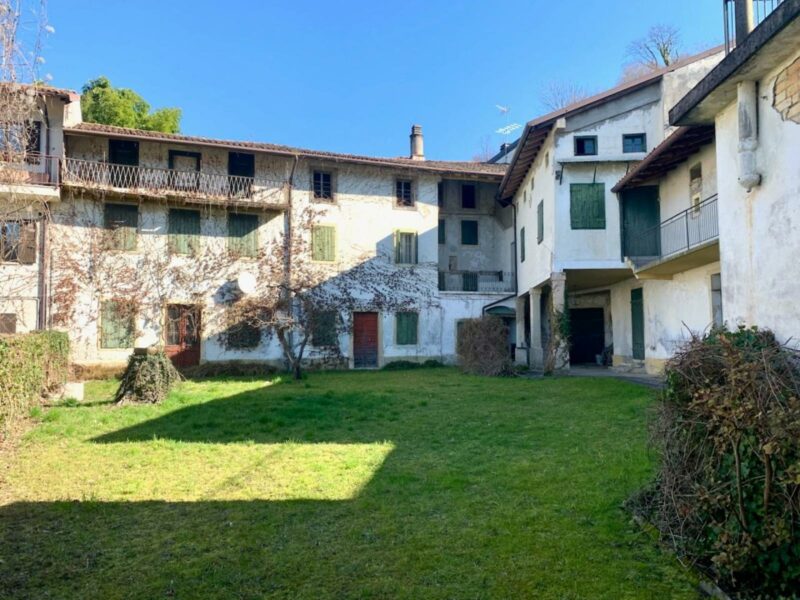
[37,99,52,330]
[734,0,761,191]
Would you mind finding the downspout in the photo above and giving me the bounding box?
[734,0,761,191]
[36,99,52,330]
[284,155,299,365]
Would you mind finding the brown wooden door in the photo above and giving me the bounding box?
[353,312,378,368]
[165,304,201,367]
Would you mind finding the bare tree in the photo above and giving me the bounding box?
[625,24,682,71]
[471,134,494,163]
[539,80,590,113]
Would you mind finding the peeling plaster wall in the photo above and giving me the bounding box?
[715,49,800,344]
[610,261,721,374]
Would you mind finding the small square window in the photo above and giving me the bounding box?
[396,180,414,207]
[461,184,476,209]
[461,220,478,245]
[574,136,598,156]
[313,170,333,200]
[623,134,647,154]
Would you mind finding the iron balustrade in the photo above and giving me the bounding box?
[0,154,59,187]
[724,0,784,53]
[60,157,287,205]
[438,270,515,293]
[628,195,719,267]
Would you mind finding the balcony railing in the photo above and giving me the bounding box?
[628,195,719,267]
[438,270,515,293]
[60,157,287,207]
[0,154,59,187]
[724,0,784,53]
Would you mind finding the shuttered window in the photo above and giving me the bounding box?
[0,313,16,334]
[104,203,138,251]
[0,221,35,264]
[312,226,336,262]
[520,227,526,262]
[168,209,200,255]
[461,220,478,245]
[100,300,134,349]
[537,201,544,243]
[395,231,418,264]
[396,180,414,207]
[228,213,259,257]
[226,319,261,349]
[461,184,476,209]
[438,219,445,245]
[570,184,606,230]
[311,310,337,347]
[396,311,418,345]
[313,171,333,200]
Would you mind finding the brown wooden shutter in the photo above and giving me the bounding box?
[17,222,37,264]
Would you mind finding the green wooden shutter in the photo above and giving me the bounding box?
[100,301,133,349]
[395,232,417,264]
[537,201,544,243]
[520,227,525,262]
[168,209,200,255]
[228,213,259,257]
[312,310,337,346]
[438,219,445,245]
[104,203,138,250]
[570,184,606,229]
[312,226,336,262]
[396,312,418,345]
[461,220,478,245]
[631,288,645,360]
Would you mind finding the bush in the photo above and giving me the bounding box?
[114,349,181,404]
[456,316,513,376]
[382,359,444,371]
[0,331,69,429]
[180,361,278,379]
[631,327,800,596]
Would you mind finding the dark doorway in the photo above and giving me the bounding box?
[569,308,605,364]
[631,288,645,360]
[228,152,255,197]
[108,139,139,187]
[621,186,660,258]
[165,304,201,368]
[353,312,379,368]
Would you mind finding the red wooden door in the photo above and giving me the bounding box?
[353,312,379,368]
[165,304,201,367]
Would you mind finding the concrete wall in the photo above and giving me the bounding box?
[714,48,800,344]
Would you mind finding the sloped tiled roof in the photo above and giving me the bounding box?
[66,122,507,179]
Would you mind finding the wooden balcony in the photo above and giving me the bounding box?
[60,157,289,210]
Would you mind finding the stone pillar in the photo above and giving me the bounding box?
[549,271,570,372]
[514,295,528,366]
[529,287,544,369]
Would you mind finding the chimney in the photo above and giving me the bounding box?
[734,0,755,42]
[409,124,424,161]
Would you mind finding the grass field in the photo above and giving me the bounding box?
[0,369,698,599]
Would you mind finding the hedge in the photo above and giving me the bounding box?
[0,331,69,428]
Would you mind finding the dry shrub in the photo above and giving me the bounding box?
[632,327,800,597]
[456,316,513,376]
[114,349,181,404]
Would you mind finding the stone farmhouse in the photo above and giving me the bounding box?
[0,0,798,374]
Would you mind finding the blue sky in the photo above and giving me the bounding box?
[43,1,723,160]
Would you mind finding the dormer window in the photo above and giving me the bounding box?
[623,133,647,154]
[574,136,598,156]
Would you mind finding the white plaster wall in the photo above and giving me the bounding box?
[610,261,721,371]
[438,293,514,363]
[714,49,800,344]
[658,142,718,219]
[660,51,725,138]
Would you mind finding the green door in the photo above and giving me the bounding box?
[622,186,660,258]
[631,288,645,360]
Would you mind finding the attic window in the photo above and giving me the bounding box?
[574,136,598,156]
[313,170,333,200]
[396,180,414,207]
[623,134,647,153]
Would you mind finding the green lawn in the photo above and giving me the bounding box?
[0,369,697,599]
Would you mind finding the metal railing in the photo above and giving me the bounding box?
[438,270,515,293]
[628,195,719,266]
[0,154,59,187]
[60,157,287,205]
[724,0,784,53]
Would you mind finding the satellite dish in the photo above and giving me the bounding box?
[236,272,257,295]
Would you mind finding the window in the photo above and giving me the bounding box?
[623,134,647,154]
[520,227,526,262]
[100,300,134,349]
[537,201,544,244]
[228,213,259,257]
[0,121,42,163]
[312,225,336,262]
[395,231,418,264]
[396,312,418,345]
[228,152,255,198]
[168,150,201,191]
[226,319,261,350]
[438,219,445,245]
[461,220,478,245]
[313,170,333,200]
[690,163,703,215]
[1,221,35,264]
[0,313,16,334]
[574,136,598,156]
[168,209,200,255]
[395,180,414,207]
[104,203,138,251]
[711,273,723,328]
[311,310,337,347]
[461,184,476,209]
[437,182,444,208]
[570,183,606,229]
